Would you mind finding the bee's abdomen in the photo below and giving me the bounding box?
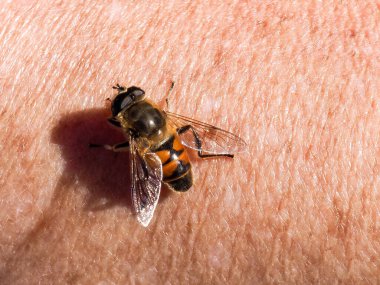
[154,134,192,192]
[166,171,193,192]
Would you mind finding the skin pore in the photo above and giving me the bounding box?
[0,1,379,284]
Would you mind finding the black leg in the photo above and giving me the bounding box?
[165,81,175,111]
[107,117,122,128]
[177,125,234,158]
[167,81,175,95]
[89,141,130,152]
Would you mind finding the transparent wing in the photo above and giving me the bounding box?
[165,111,247,155]
[130,137,162,227]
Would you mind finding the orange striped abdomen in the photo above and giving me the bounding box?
[154,134,193,192]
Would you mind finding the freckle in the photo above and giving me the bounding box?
[13,134,31,153]
[305,145,312,160]
[213,49,224,66]
[190,68,201,81]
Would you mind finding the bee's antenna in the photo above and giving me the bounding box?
[112,83,126,93]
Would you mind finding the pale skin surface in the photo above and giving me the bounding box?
[0,1,379,284]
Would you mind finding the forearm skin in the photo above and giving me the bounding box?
[0,1,379,284]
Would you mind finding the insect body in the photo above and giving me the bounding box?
[91,84,246,226]
[153,133,192,191]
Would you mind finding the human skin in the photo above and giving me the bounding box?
[0,0,379,284]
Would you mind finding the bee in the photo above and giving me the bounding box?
[90,83,247,226]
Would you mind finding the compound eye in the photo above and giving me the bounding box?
[111,93,132,116]
[111,86,146,116]
[127,86,145,101]
[120,96,133,109]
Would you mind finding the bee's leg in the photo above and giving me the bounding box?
[107,117,122,128]
[89,141,130,152]
[164,81,175,111]
[112,83,126,94]
[176,125,234,158]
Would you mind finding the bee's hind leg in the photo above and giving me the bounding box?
[176,125,234,158]
[89,141,130,152]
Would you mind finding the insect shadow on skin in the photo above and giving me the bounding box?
[52,84,246,227]
[51,108,173,214]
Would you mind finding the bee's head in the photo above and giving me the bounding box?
[111,86,146,116]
